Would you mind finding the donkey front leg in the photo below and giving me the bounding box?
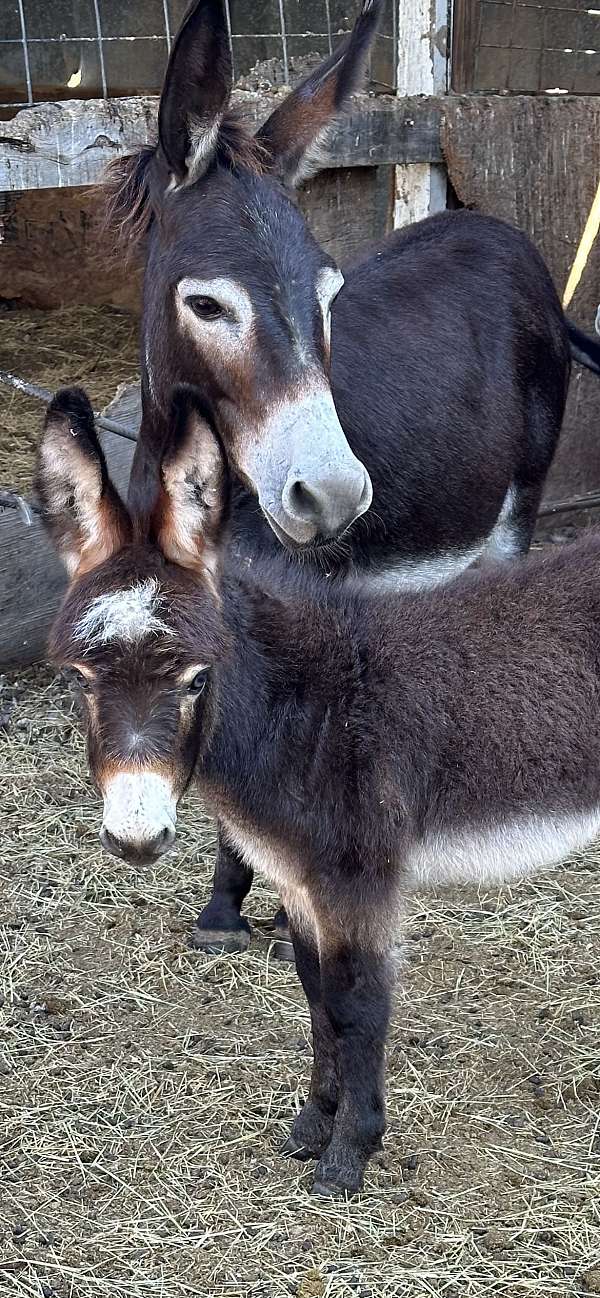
[312,944,392,1197]
[282,923,339,1159]
[192,828,253,953]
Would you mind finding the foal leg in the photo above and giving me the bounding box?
[312,944,392,1197]
[192,828,253,953]
[282,922,339,1159]
[272,906,294,962]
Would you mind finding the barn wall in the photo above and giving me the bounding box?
[442,95,600,525]
[0,166,395,311]
[1,187,142,311]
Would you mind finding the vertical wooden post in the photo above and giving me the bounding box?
[395,0,449,226]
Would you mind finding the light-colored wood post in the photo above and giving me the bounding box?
[395,0,449,226]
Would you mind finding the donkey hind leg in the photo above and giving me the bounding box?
[485,383,564,564]
[483,479,544,563]
[312,944,392,1198]
[282,922,339,1161]
[192,829,254,953]
[272,905,294,963]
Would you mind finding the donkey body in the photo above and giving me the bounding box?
[106,0,600,953]
[38,388,600,1197]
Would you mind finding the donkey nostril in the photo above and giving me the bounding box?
[100,825,124,858]
[285,478,322,524]
[99,824,174,861]
[154,824,175,855]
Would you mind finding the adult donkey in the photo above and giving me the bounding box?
[105,0,600,953]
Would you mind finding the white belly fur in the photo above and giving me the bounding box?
[408,809,600,888]
[359,485,521,594]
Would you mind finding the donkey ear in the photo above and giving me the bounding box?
[158,0,232,188]
[255,0,381,188]
[35,388,131,578]
[155,391,227,580]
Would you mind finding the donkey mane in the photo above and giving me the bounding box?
[100,110,268,260]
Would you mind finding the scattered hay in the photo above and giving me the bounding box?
[0,665,598,1298]
[0,307,139,492]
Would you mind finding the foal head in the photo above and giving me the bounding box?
[37,388,231,865]
[106,0,380,548]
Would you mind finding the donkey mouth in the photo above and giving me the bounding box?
[263,509,349,556]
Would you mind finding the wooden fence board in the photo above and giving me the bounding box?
[0,93,443,192]
[441,94,600,529]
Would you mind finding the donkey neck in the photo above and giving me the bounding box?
[199,561,381,842]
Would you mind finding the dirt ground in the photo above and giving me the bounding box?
[0,664,598,1298]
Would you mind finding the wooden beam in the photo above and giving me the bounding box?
[394,0,448,229]
[0,93,442,192]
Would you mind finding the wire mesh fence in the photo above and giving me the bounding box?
[0,0,397,118]
[452,0,600,94]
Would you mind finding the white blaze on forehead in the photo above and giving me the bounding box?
[176,276,254,338]
[101,771,177,846]
[77,578,170,646]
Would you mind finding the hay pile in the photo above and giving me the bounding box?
[0,307,139,493]
[0,664,598,1298]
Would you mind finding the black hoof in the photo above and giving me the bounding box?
[281,1134,317,1162]
[191,924,250,954]
[312,1153,364,1198]
[283,1102,335,1160]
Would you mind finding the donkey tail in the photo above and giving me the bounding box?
[567,320,600,375]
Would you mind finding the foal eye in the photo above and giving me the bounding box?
[66,666,92,692]
[187,295,224,322]
[187,670,208,696]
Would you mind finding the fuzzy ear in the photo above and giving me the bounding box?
[155,391,227,580]
[255,0,382,188]
[35,388,131,578]
[158,0,232,188]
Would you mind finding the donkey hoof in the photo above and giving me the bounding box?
[281,1135,316,1162]
[312,1154,364,1198]
[283,1102,334,1159]
[191,924,250,954]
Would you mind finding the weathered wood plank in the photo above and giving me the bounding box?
[0,393,136,668]
[1,163,394,309]
[394,0,448,227]
[441,95,600,531]
[298,166,395,266]
[0,93,442,192]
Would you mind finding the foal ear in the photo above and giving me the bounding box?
[158,0,232,188]
[155,393,227,580]
[256,0,382,188]
[36,388,130,578]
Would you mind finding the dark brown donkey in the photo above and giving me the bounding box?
[105,0,600,957]
[38,387,600,1196]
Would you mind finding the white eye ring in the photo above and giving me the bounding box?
[176,277,254,337]
[187,670,208,696]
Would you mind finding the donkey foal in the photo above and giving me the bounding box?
[38,388,600,1196]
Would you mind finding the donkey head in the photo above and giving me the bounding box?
[107,0,380,548]
[37,387,231,865]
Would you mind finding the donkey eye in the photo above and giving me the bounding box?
[188,670,208,695]
[187,295,223,322]
[65,666,92,692]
